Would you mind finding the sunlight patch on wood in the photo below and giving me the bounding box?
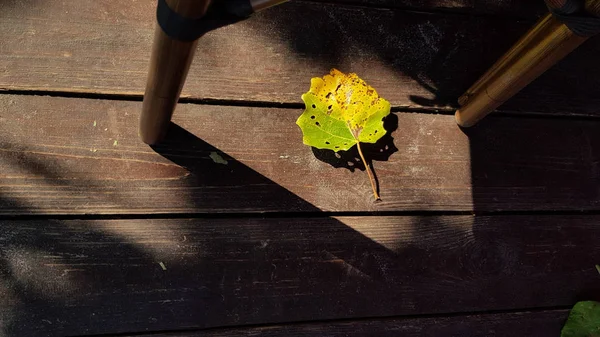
[3,247,83,298]
[334,216,475,253]
[92,220,192,263]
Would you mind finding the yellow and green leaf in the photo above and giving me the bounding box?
[296,69,392,201]
[296,69,391,152]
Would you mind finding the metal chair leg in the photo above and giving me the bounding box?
[455,0,600,127]
[140,0,212,145]
[139,0,288,145]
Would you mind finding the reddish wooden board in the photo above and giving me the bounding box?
[1,1,598,336]
[0,216,596,336]
[2,95,600,214]
[1,1,599,115]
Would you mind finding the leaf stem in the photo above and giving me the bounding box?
[356,142,381,201]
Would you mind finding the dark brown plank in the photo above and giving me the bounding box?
[1,215,597,336]
[141,310,569,337]
[310,0,548,17]
[1,1,599,116]
[2,94,600,214]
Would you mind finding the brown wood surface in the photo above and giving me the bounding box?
[139,310,569,337]
[1,215,597,336]
[2,94,600,214]
[311,0,548,17]
[2,1,598,336]
[1,0,599,116]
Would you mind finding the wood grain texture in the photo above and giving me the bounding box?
[1,215,597,336]
[1,0,599,116]
[2,94,600,214]
[310,0,548,17]
[138,310,569,336]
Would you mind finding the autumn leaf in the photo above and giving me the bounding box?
[296,69,391,201]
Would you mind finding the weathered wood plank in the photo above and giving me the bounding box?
[1,0,598,115]
[141,310,569,337]
[1,215,597,336]
[311,0,548,17]
[2,94,600,214]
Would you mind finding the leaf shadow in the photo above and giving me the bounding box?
[312,113,399,173]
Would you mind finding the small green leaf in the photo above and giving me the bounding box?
[209,151,228,165]
[561,301,600,337]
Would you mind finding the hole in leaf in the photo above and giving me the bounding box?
[315,122,321,127]
[311,115,315,119]
[325,141,330,145]
[335,146,340,149]
[326,93,332,99]
[328,105,332,110]
[374,130,378,134]
[312,104,316,108]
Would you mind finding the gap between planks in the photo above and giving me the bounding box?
[4,89,600,124]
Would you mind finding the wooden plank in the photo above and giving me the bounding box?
[1,1,599,116]
[1,215,597,336]
[141,310,570,337]
[2,94,600,214]
[310,0,548,17]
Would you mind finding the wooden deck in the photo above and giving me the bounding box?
[1,0,600,336]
